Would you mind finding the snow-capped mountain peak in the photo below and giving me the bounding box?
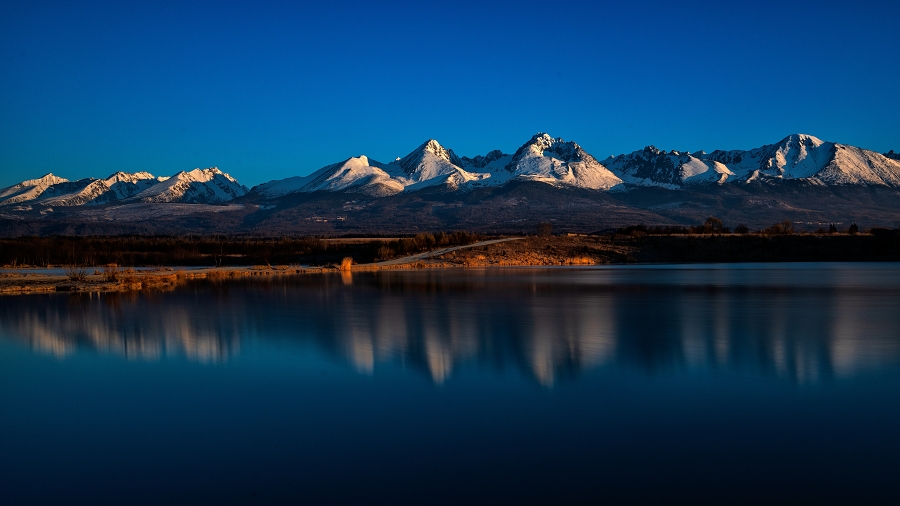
[104,171,157,184]
[701,133,900,186]
[521,133,555,155]
[703,133,832,180]
[503,133,622,190]
[22,173,68,186]
[420,139,459,162]
[764,133,830,178]
[786,133,824,146]
[300,156,404,197]
[0,173,69,204]
[392,139,466,183]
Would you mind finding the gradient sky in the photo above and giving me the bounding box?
[1,0,898,188]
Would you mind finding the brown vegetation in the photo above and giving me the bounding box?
[64,265,89,282]
[761,220,795,235]
[417,236,635,267]
[102,264,120,282]
[0,265,328,295]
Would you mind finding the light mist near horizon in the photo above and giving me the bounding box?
[1,0,898,188]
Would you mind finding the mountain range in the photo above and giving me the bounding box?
[2,133,900,235]
[0,168,248,208]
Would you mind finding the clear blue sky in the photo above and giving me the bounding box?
[2,0,898,188]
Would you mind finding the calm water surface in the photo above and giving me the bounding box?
[2,263,899,504]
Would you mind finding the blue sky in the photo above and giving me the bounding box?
[1,0,898,188]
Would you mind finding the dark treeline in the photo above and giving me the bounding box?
[609,217,900,262]
[614,217,888,237]
[630,234,900,263]
[0,231,483,267]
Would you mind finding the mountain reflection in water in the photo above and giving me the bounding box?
[3,264,899,386]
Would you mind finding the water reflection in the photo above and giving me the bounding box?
[2,265,899,384]
[1,290,242,362]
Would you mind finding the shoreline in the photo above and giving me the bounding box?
[5,258,900,296]
[0,265,327,295]
[2,233,899,295]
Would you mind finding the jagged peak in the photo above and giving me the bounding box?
[523,132,563,151]
[398,139,463,174]
[421,139,445,153]
[519,132,568,149]
[460,149,508,169]
[104,171,156,183]
[506,132,607,174]
[409,139,454,159]
[612,146,697,160]
[164,167,240,185]
[20,173,69,186]
[325,155,372,169]
[183,167,222,176]
[777,133,826,148]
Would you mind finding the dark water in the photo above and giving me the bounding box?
[2,264,900,505]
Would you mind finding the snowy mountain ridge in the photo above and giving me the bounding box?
[252,133,626,199]
[131,168,248,204]
[0,168,247,207]
[4,134,900,210]
[703,134,900,186]
[602,146,733,188]
[253,132,900,200]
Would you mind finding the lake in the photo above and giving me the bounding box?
[2,264,900,504]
